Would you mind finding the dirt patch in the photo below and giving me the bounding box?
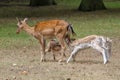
[0,38,120,80]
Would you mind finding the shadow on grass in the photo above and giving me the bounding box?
[69,60,103,64]
[40,59,106,64]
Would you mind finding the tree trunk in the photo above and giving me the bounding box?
[30,0,56,6]
[79,0,106,11]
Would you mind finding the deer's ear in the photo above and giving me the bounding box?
[23,18,28,22]
[16,17,22,24]
[16,17,21,23]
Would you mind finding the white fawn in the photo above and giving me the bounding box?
[67,35,112,64]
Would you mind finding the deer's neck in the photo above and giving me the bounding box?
[23,24,35,36]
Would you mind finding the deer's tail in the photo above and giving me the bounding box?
[65,24,76,47]
[67,24,76,36]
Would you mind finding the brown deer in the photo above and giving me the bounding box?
[16,18,76,62]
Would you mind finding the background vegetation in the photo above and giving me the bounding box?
[0,0,120,49]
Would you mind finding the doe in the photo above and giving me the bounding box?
[16,18,76,62]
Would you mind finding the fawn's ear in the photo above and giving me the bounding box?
[16,17,22,24]
[16,17,21,22]
[23,18,28,22]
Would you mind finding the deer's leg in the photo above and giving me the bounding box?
[105,46,111,62]
[34,33,46,62]
[94,45,108,64]
[37,36,46,62]
[57,37,66,62]
[101,49,108,64]
[45,41,51,52]
[102,42,111,62]
[67,46,80,63]
[107,48,111,60]
[104,47,111,63]
[104,48,109,62]
[53,52,56,61]
[58,46,66,62]
[39,40,46,62]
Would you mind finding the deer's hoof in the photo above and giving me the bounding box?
[40,59,46,62]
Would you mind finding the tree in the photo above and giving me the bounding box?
[79,0,106,11]
[30,0,56,6]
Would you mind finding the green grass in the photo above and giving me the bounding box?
[0,1,120,49]
[105,1,120,8]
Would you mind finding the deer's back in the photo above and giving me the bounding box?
[34,20,68,32]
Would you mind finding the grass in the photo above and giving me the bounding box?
[0,0,120,49]
[105,1,120,8]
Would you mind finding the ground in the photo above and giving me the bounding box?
[0,37,120,80]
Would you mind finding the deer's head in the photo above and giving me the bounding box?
[16,18,28,34]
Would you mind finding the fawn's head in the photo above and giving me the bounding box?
[16,18,28,34]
